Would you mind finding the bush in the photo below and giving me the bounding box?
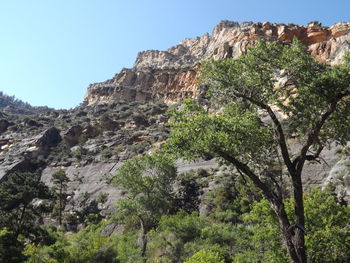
[184,249,225,263]
[24,222,119,263]
[0,228,26,263]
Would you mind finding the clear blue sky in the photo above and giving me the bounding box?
[1,0,349,109]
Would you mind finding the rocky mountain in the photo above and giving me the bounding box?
[85,21,350,105]
[1,20,350,228]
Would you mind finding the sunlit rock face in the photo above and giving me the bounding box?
[85,68,199,105]
[84,21,350,105]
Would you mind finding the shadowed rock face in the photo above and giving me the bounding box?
[84,21,350,105]
[0,127,61,182]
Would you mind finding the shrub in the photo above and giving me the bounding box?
[184,249,225,263]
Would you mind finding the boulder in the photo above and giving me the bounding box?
[83,125,100,138]
[0,119,13,133]
[34,127,61,149]
[63,125,83,147]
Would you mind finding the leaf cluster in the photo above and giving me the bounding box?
[112,153,177,230]
[166,99,275,167]
[198,39,350,146]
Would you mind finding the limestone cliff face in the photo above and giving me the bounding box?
[84,21,350,105]
[85,68,199,105]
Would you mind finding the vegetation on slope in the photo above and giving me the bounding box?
[0,92,51,115]
[1,39,350,263]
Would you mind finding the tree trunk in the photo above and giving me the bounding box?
[15,203,27,238]
[292,174,307,263]
[59,183,62,226]
[271,200,300,263]
[272,173,307,263]
[218,151,308,262]
[138,217,148,262]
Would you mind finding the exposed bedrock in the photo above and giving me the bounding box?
[85,21,350,105]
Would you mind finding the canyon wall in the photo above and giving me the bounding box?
[84,21,350,105]
[2,21,350,223]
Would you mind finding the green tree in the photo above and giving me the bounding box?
[112,153,177,258]
[51,170,70,226]
[0,228,26,263]
[147,211,237,263]
[234,188,350,263]
[0,172,51,262]
[23,222,119,263]
[147,211,209,262]
[0,172,51,239]
[165,39,350,263]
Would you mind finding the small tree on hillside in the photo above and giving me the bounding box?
[165,39,350,263]
[0,172,51,238]
[112,153,177,259]
[0,172,51,262]
[51,169,70,226]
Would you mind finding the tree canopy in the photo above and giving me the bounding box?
[0,172,51,238]
[165,39,350,263]
[112,153,177,258]
[0,172,51,262]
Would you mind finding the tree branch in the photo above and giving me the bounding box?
[223,89,295,177]
[216,149,279,203]
[294,95,345,175]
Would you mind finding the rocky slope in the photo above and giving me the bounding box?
[0,91,51,115]
[85,21,350,105]
[1,20,350,228]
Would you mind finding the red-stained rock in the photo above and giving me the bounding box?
[84,21,350,106]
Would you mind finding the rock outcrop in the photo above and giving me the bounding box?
[84,21,350,105]
[0,101,172,222]
[0,127,61,182]
[85,67,199,105]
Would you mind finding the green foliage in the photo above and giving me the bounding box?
[0,172,53,262]
[23,236,68,263]
[204,173,262,223]
[23,221,119,263]
[115,232,142,263]
[112,153,177,231]
[233,200,289,263]
[47,142,72,163]
[0,228,26,263]
[166,39,350,262]
[147,211,210,262]
[147,211,238,263]
[294,188,350,263]
[96,192,109,204]
[0,172,51,238]
[166,100,275,165]
[172,170,205,214]
[198,39,350,145]
[51,170,69,186]
[66,224,118,263]
[234,188,350,263]
[22,188,349,263]
[51,170,70,225]
[167,39,350,165]
[184,249,225,263]
[101,146,121,162]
